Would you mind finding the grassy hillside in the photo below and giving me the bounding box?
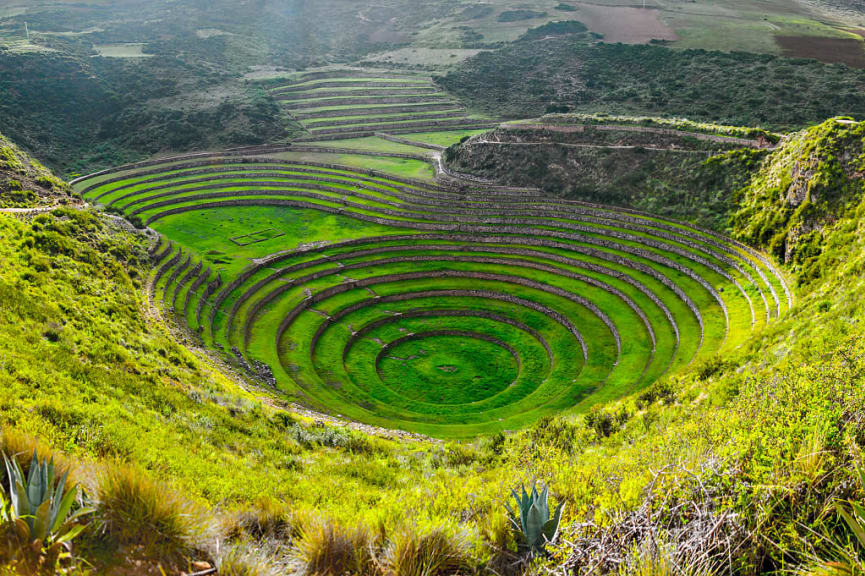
[2,120,865,574]
[439,23,865,131]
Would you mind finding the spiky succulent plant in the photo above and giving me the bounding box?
[2,451,91,550]
[506,483,564,556]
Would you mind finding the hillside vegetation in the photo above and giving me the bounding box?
[1,120,865,574]
[444,116,772,230]
[0,49,299,175]
[439,23,865,131]
[732,118,865,282]
[0,130,71,209]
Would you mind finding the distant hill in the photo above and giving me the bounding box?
[439,24,865,131]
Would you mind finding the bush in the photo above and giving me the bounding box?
[584,405,631,439]
[636,380,677,409]
[696,356,727,381]
[229,497,292,540]
[529,416,584,454]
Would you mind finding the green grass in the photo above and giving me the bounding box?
[397,130,490,147]
[293,136,432,154]
[302,110,465,128]
[376,332,521,404]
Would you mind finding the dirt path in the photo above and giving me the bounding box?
[0,202,71,214]
[471,139,715,154]
[500,123,777,148]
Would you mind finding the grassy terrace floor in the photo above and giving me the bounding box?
[268,68,497,141]
[74,149,791,437]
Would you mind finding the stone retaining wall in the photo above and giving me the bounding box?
[136,185,760,328]
[274,81,435,94]
[196,273,222,330]
[184,266,211,327]
[306,111,465,129]
[334,307,553,364]
[279,88,440,101]
[276,281,589,363]
[173,260,202,315]
[163,255,191,309]
[151,247,182,298]
[375,133,446,151]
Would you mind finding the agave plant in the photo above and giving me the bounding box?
[1,451,91,571]
[506,482,564,556]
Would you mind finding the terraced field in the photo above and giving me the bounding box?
[73,149,791,437]
[271,69,497,142]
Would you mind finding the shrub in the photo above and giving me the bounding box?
[696,356,727,381]
[292,515,376,576]
[380,525,468,576]
[585,405,631,439]
[93,465,213,566]
[287,423,375,454]
[636,380,677,409]
[530,416,584,454]
[128,214,145,229]
[480,511,519,575]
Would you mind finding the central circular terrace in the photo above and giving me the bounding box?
[74,151,791,436]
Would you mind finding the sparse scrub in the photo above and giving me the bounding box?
[217,543,282,576]
[229,497,293,540]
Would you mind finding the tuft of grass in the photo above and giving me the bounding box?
[93,465,214,566]
[380,525,468,576]
[228,497,293,540]
[624,541,717,576]
[292,514,376,576]
[0,427,74,481]
[217,543,282,576]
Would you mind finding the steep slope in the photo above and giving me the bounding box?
[0,130,72,208]
[444,115,774,229]
[732,118,865,282]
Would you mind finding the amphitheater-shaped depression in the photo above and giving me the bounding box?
[74,151,791,437]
